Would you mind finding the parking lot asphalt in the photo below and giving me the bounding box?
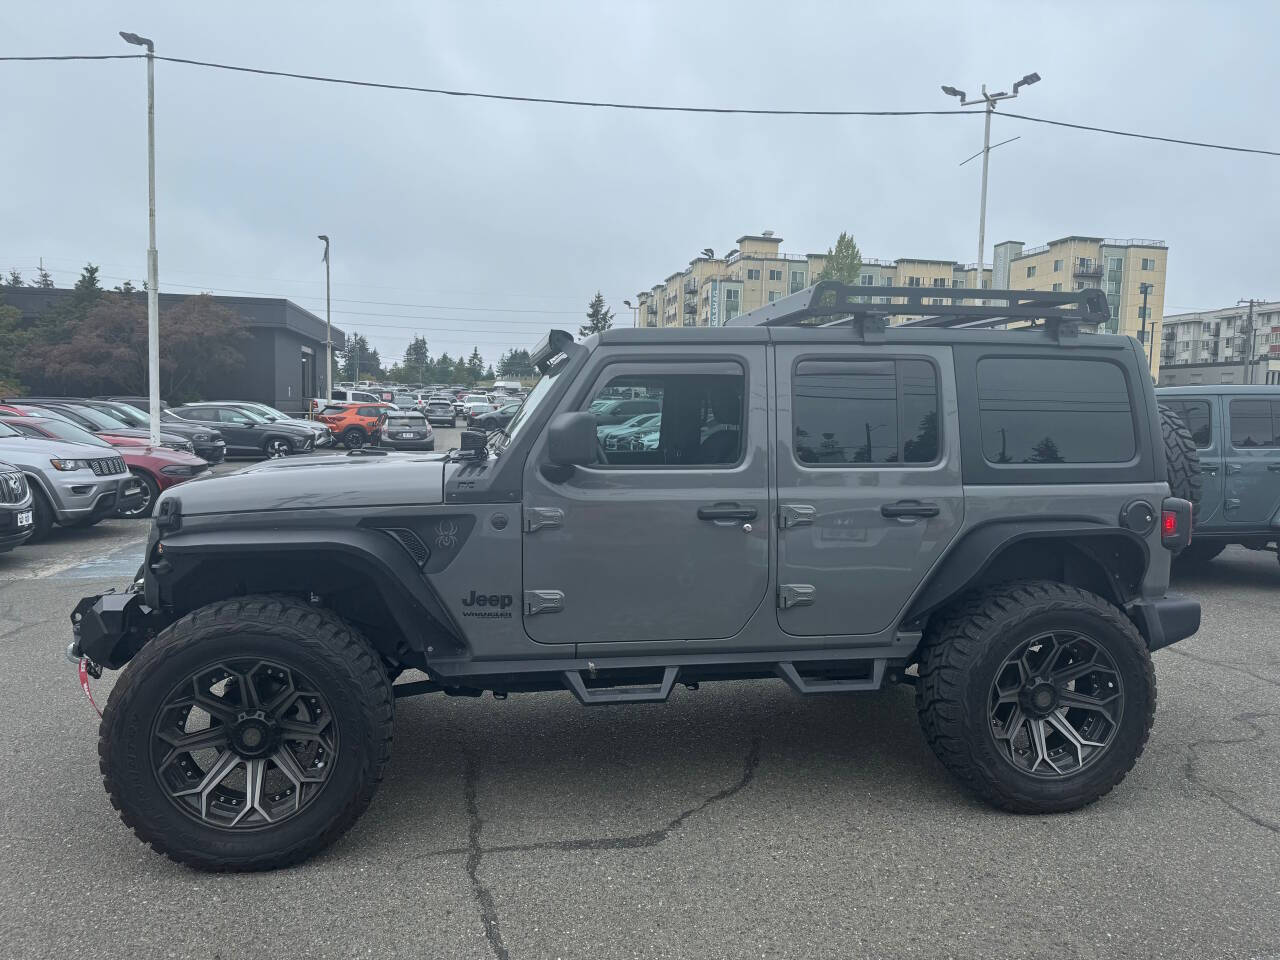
[1,500,1276,958]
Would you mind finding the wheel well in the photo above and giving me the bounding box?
[918,532,1146,632]
[161,550,451,668]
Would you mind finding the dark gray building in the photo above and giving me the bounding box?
[2,288,345,413]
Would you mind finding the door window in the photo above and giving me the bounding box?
[1163,399,1212,448]
[792,359,939,466]
[1229,399,1280,448]
[583,369,744,467]
[216,409,252,424]
[356,406,385,418]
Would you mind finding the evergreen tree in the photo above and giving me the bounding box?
[436,351,455,383]
[4,269,23,288]
[403,335,430,382]
[112,279,138,294]
[466,346,484,383]
[580,291,614,339]
[484,363,496,380]
[34,264,54,288]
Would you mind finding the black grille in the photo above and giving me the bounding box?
[89,457,126,477]
[385,528,430,567]
[0,472,26,504]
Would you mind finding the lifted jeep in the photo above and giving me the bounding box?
[72,283,1201,871]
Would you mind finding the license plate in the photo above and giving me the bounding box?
[399,432,415,438]
[17,510,32,527]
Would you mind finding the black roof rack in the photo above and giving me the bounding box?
[724,280,1110,341]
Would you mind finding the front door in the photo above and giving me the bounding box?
[522,347,770,645]
[774,345,964,637]
[1224,396,1280,525]
[1161,396,1224,525]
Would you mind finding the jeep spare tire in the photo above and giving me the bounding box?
[1159,403,1201,512]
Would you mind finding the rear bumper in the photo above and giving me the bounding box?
[1129,594,1201,652]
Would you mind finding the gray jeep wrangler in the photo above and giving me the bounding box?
[71,283,1201,872]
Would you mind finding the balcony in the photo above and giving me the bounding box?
[1073,263,1103,278]
[683,300,696,315]
[646,302,657,315]
[683,277,698,294]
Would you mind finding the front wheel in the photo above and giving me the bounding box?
[121,470,159,519]
[916,580,1154,814]
[98,595,394,871]
[341,428,366,450]
[264,438,292,459]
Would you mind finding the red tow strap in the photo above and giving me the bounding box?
[78,659,102,718]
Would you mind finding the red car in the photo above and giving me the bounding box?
[0,416,209,518]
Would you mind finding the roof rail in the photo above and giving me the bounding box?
[724,281,1110,339]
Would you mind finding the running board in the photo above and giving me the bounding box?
[562,666,679,705]
[775,659,886,695]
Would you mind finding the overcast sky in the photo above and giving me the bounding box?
[3,0,1278,366]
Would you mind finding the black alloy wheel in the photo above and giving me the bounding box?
[265,438,292,459]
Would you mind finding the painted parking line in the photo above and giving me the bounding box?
[46,538,147,581]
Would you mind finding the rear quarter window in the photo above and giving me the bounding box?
[977,357,1136,464]
[1163,399,1212,448]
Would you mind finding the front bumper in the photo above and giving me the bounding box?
[194,440,227,463]
[0,503,35,552]
[69,589,167,669]
[1129,594,1201,652]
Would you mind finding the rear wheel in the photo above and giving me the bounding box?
[1159,403,1202,512]
[917,580,1155,813]
[341,428,366,450]
[99,595,393,871]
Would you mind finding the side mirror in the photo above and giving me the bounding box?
[546,412,597,466]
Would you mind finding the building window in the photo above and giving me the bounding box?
[1078,257,1094,271]
[1075,281,1085,291]
[977,358,1136,464]
[792,358,939,466]
[1138,306,1149,320]
[1107,256,1123,272]
[1026,265,1037,278]
[768,269,783,281]
[952,279,966,288]
[790,270,806,293]
[768,291,780,302]
[1052,282,1062,292]
[746,268,761,280]
[1141,257,1156,270]
[860,274,875,286]
[931,298,945,305]
[1053,259,1063,272]
[906,276,922,287]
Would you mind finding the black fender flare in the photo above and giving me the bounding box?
[904,519,1150,624]
[153,526,463,655]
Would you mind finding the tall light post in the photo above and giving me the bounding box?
[942,72,1040,280]
[318,235,332,403]
[623,299,640,327]
[120,30,161,446]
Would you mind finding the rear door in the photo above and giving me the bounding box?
[774,345,963,637]
[1161,396,1224,525]
[522,347,770,645]
[1225,396,1280,525]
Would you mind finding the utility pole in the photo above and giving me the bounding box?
[942,72,1040,279]
[318,235,332,403]
[1238,298,1259,384]
[120,30,161,447]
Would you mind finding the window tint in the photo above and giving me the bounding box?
[793,359,939,466]
[584,370,742,467]
[356,406,385,418]
[217,409,251,424]
[1229,399,1280,448]
[977,358,1135,464]
[387,415,423,427]
[1164,399,1212,448]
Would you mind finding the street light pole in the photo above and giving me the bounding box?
[942,73,1040,283]
[120,30,161,447]
[318,235,332,403]
[623,299,640,327]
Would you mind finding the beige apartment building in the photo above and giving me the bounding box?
[635,231,1168,374]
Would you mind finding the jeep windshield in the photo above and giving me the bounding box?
[494,364,559,452]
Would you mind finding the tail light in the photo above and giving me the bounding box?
[1161,497,1192,551]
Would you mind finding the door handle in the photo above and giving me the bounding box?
[880,500,941,519]
[1226,463,1243,475]
[1201,466,1218,476]
[697,504,758,522]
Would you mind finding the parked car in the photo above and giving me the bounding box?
[310,389,380,415]
[2,416,209,518]
[169,403,318,458]
[462,399,498,426]
[0,460,35,553]
[2,399,195,453]
[219,402,334,449]
[469,402,522,432]
[378,411,435,451]
[1158,385,1280,567]
[423,397,457,427]
[589,396,661,426]
[314,403,392,448]
[454,393,491,416]
[0,420,141,539]
[599,412,662,448]
[86,398,226,462]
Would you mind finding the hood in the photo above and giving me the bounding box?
[0,436,125,470]
[151,420,221,439]
[160,450,448,515]
[97,426,188,444]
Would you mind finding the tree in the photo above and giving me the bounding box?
[1027,436,1064,464]
[403,335,430,382]
[466,346,484,383]
[498,348,533,378]
[4,269,23,288]
[339,333,379,381]
[113,279,138,294]
[0,293,22,393]
[580,291,613,339]
[34,264,54,288]
[484,363,496,380]
[435,351,455,384]
[816,231,863,285]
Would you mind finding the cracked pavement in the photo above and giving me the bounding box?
[1,531,1277,959]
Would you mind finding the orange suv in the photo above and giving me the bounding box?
[316,403,392,449]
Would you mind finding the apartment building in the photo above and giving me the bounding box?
[993,237,1168,375]
[635,231,992,329]
[1158,301,1280,386]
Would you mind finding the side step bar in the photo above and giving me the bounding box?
[775,659,886,695]
[562,667,680,705]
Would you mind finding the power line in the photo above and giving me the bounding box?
[3,52,1278,156]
